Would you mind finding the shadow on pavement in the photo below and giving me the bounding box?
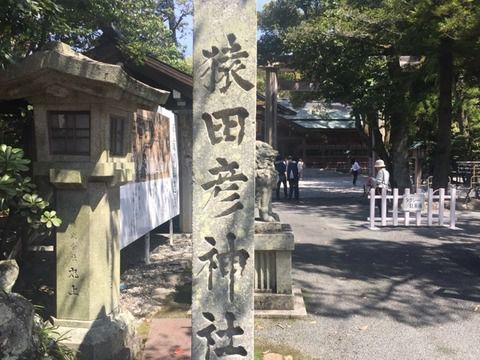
[293,238,480,327]
[274,197,368,222]
[273,170,480,328]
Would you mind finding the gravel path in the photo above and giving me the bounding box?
[256,169,480,360]
[120,234,192,319]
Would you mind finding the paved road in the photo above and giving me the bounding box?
[256,169,480,360]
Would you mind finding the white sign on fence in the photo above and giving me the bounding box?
[368,187,457,230]
[402,194,425,212]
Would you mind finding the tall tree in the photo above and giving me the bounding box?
[259,0,480,188]
[156,0,192,48]
[0,0,187,69]
[404,0,480,187]
[257,0,328,65]
[281,1,417,187]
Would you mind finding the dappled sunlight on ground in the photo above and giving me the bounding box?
[257,168,480,360]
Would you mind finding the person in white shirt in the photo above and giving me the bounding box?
[297,158,305,179]
[370,159,390,214]
[372,159,390,190]
[350,159,361,186]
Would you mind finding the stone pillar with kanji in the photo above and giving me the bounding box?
[192,0,257,358]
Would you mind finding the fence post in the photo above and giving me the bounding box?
[439,188,445,226]
[449,187,456,229]
[381,187,387,226]
[427,188,433,226]
[404,188,410,226]
[369,187,376,230]
[415,189,422,226]
[393,188,399,226]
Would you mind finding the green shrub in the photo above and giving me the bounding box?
[34,314,75,360]
[0,144,61,260]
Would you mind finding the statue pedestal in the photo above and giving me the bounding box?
[254,221,307,317]
[254,222,294,309]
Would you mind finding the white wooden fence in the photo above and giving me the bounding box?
[368,187,457,230]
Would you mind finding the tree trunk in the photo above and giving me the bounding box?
[433,38,453,189]
[390,112,410,189]
[386,57,410,189]
[367,111,389,164]
[166,0,178,45]
[355,111,390,160]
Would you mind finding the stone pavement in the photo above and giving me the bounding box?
[143,318,191,360]
[256,168,480,359]
[141,169,480,359]
[294,168,368,199]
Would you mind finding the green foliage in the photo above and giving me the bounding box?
[0,144,30,173]
[451,83,480,160]
[41,210,62,229]
[34,315,75,360]
[90,0,179,64]
[0,103,31,147]
[280,2,418,182]
[0,0,63,68]
[156,0,192,47]
[258,0,343,65]
[288,91,320,109]
[0,0,190,70]
[0,144,61,260]
[0,145,33,211]
[259,0,480,184]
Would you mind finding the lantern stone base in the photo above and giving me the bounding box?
[53,310,139,360]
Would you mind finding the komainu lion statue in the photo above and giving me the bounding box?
[255,141,280,222]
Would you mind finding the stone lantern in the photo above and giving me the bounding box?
[0,42,169,359]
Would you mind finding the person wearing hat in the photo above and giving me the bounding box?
[372,159,390,190]
[369,159,390,214]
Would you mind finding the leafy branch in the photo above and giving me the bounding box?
[0,144,62,260]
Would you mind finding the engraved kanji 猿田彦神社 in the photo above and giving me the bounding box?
[197,233,249,302]
[202,107,248,145]
[201,33,254,93]
[201,158,248,218]
[197,311,247,359]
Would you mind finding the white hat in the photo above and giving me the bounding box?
[374,159,386,168]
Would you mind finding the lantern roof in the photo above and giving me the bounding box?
[0,42,169,110]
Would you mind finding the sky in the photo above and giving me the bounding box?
[179,0,271,57]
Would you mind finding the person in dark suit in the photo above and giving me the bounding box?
[286,155,299,200]
[274,156,288,199]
